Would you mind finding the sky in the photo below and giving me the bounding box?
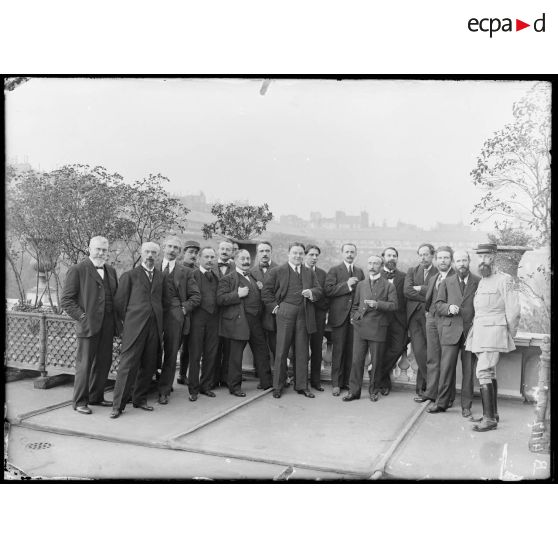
[5,78,536,229]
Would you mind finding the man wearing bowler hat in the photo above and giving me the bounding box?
[465,243,520,432]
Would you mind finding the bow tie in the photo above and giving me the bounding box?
[385,271,395,279]
[95,266,104,269]
[260,262,270,269]
[242,272,251,278]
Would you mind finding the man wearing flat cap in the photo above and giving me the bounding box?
[465,243,520,432]
[178,239,200,386]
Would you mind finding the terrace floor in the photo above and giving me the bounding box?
[4,374,551,481]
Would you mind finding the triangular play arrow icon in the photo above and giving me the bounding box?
[516,19,530,31]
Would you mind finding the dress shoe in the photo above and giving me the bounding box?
[231,391,246,397]
[200,390,216,398]
[296,389,315,398]
[380,387,390,396]
[75,405,92,415]
[369,392,379,402]
[462,408,473,419]
[158,394,169,405]
[341,385,350,391]
[414,396,431,403]
[273,389,282,398]
[109,409,121,419]
[89,400,112,407]
[133,403,154,411]
[332,387,341,397]
[427,405,446,413]
[311,384,324,392]
[343,393,360,402]
[189,394,198,402]
[176,376,187,385]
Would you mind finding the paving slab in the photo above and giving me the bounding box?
[172,389,418,476]
[385,398,550,480]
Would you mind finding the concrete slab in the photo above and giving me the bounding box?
[385,399,549,480]
[172,389,418,476]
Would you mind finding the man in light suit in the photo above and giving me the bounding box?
[466,243,520,432]
[214,240,235,389]
[61,236,120,414]
[177,239,200,386]
[305,245,329,391]
[432,250,480,417]
[376,246,407,396]
[262,242,323,399]
[343,255,398,402]
[110,242,164,418]
[420,246,456,405]
[404,243,438,398]
[250,241,278,364]
[157,236,201,405]
[324,243,365,396]
[217,250,273,396]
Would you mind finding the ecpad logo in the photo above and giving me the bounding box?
[468,13,546,37]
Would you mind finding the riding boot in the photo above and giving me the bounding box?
[492,379,499,423]
[472,383,497,432]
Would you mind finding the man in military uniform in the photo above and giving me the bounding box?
[465,243,520,432]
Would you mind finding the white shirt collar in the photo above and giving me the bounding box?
[369,273,381,281]
[288,262,301,272]
[424,264,433,272]
[199,266,209,274]
[344,261,354,272]
[305,264,315,271]
[236,267,250,276]
[383,267,391,273]
[141,263,154,272]
[439,270,450,280]
[162,258,176,272]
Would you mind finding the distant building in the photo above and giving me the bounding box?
[280,214,306,228]
[181,191,208,212]
[308,210,368,229]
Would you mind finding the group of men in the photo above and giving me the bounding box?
[61,235,519,432]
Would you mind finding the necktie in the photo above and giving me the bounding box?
[206,272,213,282]
[435,275,441,290]
[95,266,104,269]
[163,262,170,275]
[459,278,465,295]
[146,269,153,282]
[349,265,353,277]
[423,268,429,283]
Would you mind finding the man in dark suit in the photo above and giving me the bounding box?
[110,242,164,418]
[188,247,220,401]
[404,243,438,398]
[304,244,328,391]
[262,242,323,399]
[375,246,407,396]
[324,243,365,396]
[177,239,200,386]
[250,241,277,363]
[420,246,456,406]
[343,255,397,402]
[216,250,273,396]
[61,236,120,414]
[214,240,235,389]
[157,236,201,405]
[431,250,480,416]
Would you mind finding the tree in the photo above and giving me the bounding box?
[202,202,273,240]
[470,82,551,248]
[119,174,190,266]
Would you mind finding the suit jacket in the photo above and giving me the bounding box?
[114,266,164,353]
[324,262,365,327]
[250,261,278,331]
[312,266,329,314]
[381,268,406,327]
[261,263,323,334]
[216,270,262,340]
[350,276,397,342]
[191,268,220,315]
[424,268,456,317]
[216,259,234,279]
[435,272,480,345]
[161,262,201,335]
[61,258,120,338]
[404,264,438,322]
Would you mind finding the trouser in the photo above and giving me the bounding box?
[112,315,159,411]
[214,336,231,387]
[309,310,327,386]
[408,310,427,394]
[179,335,189,378]
[438,336,477,410]
[263,329,276,362]
[228,314,273,392]
[158,308,184,396]
[273,302,309,391]
[475,351,500,384]
[330,316,354,388]
[423,314,443,401]
[188,309,219,395]
[73,310,115,407]
[348,335,384,397]
[376,318,407,390]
